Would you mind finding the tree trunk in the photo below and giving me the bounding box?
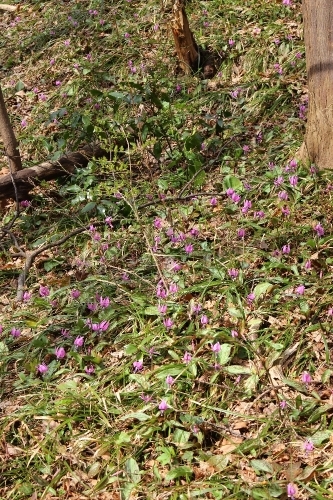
[0,85,22,173]
[171,0,199,74]
[300,0,333,169]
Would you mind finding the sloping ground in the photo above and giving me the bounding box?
[1,1,333,499]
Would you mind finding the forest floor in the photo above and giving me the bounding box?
[1,1,333,499]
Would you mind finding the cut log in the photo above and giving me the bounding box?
[0,144,107,201]
[171,0,199,74]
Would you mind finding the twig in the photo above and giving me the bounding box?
[1,228,26,256]
[16,223,106,302]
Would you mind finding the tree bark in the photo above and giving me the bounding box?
[171,0,199,74]
[300,0,333,169]
[0,85,22,173]
[0,144,107,201]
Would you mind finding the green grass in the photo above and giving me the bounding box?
[1,0,333,499]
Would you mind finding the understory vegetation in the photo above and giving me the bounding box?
[1,0,333,499]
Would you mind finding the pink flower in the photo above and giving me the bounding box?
[55,347,66,359]
[133,360,143,372]
[55,80,61,86]
[169,283,178,294]
[278,190,288,201]
[241,200,252,214]
[295,285,305,296]
[282,244,290,254]
[314,223,324,237]
[64,39,70,46]
[154,217,163,229]
[287,483,297,499]
[158,304,167,315]
[39,286,50,297]
[185,244,193,254]
[237,228,246,239]
[183,352,192,364]
[11,327,21,338]
[21,119,27,128]
[231,192,241,204]
[211,342,221,353]
[100,296,110,308]
[200,315,209,327]
[85,365,95,374]
[228,268,239,279]
[74,336,84,347]
[87,302,98,312]
[231,330,238,338]
[163,318,173,329]
[38,363,48,374]
[304,439,314,453]
[247,292,255,304]
[71,289,81,299]
[228,39,235,46]
[166,375,175,386]
[289,175,298,187]
[158,400,168,413]
[301,371,312,384]
[210,197,218,206]
[280,400,287,409]
[23,291,32,302]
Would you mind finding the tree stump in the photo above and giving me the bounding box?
[171,0,199,74]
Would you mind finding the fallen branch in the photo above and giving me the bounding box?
[0,144,108,201]
[0,4,18,11]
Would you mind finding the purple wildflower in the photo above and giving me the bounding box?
[55,347,66,359]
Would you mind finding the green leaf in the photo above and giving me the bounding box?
[253,282,273,298]
[216,118,224,134]
[154,364,185,379]
[165,465,193,481]
[311,430,332,445]
[44,259,62,272]
[114,431,132,445]
[15,80,25,91]
[224,365,252,375]
[0,341,9,357]
[109,91,126,100]
[144,306,159,316]
[124,458,141,484]
[223,175,242,192]
[250,459,275,474]
[82,114,91,126]
[120,412,151,422]
[207,455,229,471]
[57,380,78,392]
[227,307,244,319]
[81,202,96,214]
[125,344,137,355]
[217,344,232,365]
[82,68,91,75]
[153,141,162,160]
[172,429,191,445]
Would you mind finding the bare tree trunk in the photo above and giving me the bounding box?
[171,0,199,74]
[0,85,22,173]
[300,0,333,169]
